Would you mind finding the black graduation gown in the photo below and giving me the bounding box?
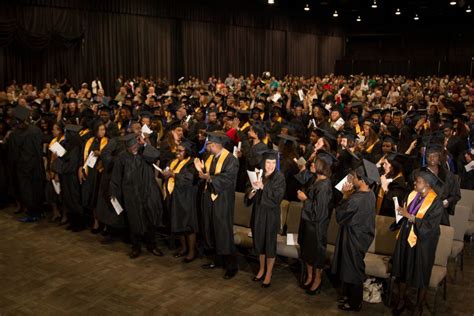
[51,134,83,217]
[391,193,443,288]
[245,171,286,258]
[109,145,163,235]
[81,138,106,210]
[159,141,176,169]
[236,141,268,192]
[167,161,199,234]
[279,156,300,201]
[361,140,382,163]
[331,191,376,285]
[8,125,45,212]
[378,176,408,217]
[298,177,334,268]
[96,138,126,228]
[200,150,239,255]
[44,137,62,205]
[411,167,461,225]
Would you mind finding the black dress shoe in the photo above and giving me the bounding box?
[183,256,196,263]
[261,282,271,288]
[300,281,313,290]
[202,263,216,269]
[223,269,238,280]
[252,275,264,282]
[148,248,164,257]
[337,297,348,304]
[392,300,406,316]
[129,249,141,259]
[91,227,102,234]
[305,281,322,295]
[338,303,361,312]
[66,224,74,231]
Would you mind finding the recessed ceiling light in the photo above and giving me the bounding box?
[414,14,419,20]
[450,1,457,5]
[356,16,362,22]
[466,5,472,12]
[395,8,401,15]
[333,10,339,17]
[371,0,377,8]
[304,4,310,11]
[268,0,274,4]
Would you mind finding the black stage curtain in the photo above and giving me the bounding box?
[0,1,344,92]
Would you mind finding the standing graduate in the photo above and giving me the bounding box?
[79,120,109,233]
[245,149,286,288]
[8,106,45,222]
[194,131,239,279]
[331,159,378,312]
[296,153,335,295]
[163,140,199,263]
[51,124,85,231]
[45,122,65,222]
[391,171,444,316]
[109,133,164,259]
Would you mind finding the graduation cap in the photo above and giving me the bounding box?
[442,121,453,129]
[181,139,196,156]
[98,105,112,113]
[278,133,298,145]
[262,149,279,161]
[166,119,183,132]
[66,98,78,104]
[368,108,381,116]
[351,101,363,109]
[314,127,337,150]
[392,110,403,116]
[237,109,251,120]
[381,108,393,116]
[342,130,357,142]
[12,106,30,121]
[382,135,397,144]
[425,143,445,155]
[416,170,444,187]
[251,122,266,140]
[313,101,330,116]
[120,133,138,148]
[140,111,154,119]
[355,159,381,185]
[206,131,230,145]
[65,124,83,133]
[317,149,337,167]
[385,151,409,165]
[363,118,380,133]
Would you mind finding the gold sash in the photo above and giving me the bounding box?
[397,190,437,247]
[83,137,108,175]
[365,139,380,154]
[79,128,90,137]
[240,122,250,131]
[204,149,230,201]
[164,157,190,198]
[376,172,401,213]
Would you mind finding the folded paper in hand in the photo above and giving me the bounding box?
[464,161,474,172]
[247,168,263,189]
[335,175,349,192]
[393,197,403,224]
[110,197,123,215]
[287,233,298,246]
[86,151,97,168]
[49,142,66,157]
[153,163,163,173]
[52,180,61,195]
[141,124,153,135]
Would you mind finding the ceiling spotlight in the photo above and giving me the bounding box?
[449,1,456,5]
[356,16,362,22]
[395,8,401,15]
[414,14,419,20]
[371,0,377,8]
[268,0,274,4]
[304,4,310,11]
[466,5,472,12]
[333,10,339,17]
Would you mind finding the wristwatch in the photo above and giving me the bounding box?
[251,189,257,194]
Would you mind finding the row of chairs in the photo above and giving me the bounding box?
[232,191,474,314]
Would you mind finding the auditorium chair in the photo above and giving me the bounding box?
[449,205,470,281]
[459,189,474,242]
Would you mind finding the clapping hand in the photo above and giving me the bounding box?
[297,190,308,201]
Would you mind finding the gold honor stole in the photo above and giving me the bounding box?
[164,157,191,199]
[240,122,250,131]
[355,124,361,136]
[79,129,90,137]
[397,190,437,248]
[376,172,401,213]
[49,135,65,163]
[83,137,108,175]
[204,149,230,201]
[365,139,380,154]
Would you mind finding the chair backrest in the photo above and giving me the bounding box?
[327,211,339,245]
[373,215,398,255]
[434,225,454,267]
[280,200,290,234]
[459,189,474,220]
[449,205,471,241]
[286,201,303,234]
[233,192,252,227]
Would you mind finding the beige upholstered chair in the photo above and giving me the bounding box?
[449,205,470,280]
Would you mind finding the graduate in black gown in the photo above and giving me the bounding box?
[8,106,45,222]
[51,124,85,231]
[109,133,164,259]
[391,171,444,316]
[79,120,109,233]
[195,131,239,279]
[411,144,461,225]
[45,122,65,223]
[163,140,199,262]
[296,152,335,295]
[245,149,286,288]
[331,159,378,312]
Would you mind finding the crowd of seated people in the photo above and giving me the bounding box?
[0,73,472,313]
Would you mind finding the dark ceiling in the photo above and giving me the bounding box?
[242,0,473,30]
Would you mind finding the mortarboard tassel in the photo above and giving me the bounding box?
[199,138,208,155]
[277,152,280,171]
